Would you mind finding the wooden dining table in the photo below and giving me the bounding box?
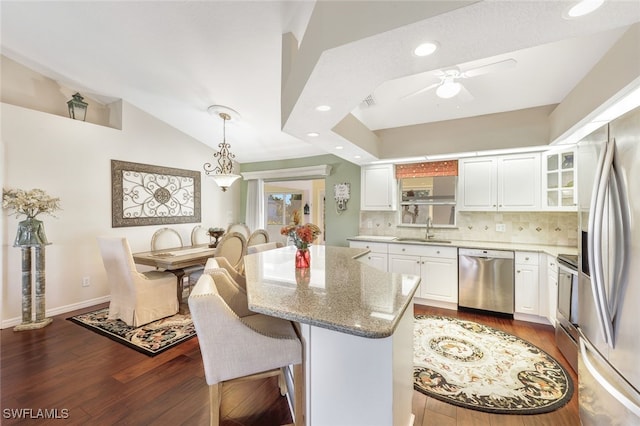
[132,244,217,302]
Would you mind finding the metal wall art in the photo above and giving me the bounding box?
[111,160,201,227]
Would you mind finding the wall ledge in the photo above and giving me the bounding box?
[241,164,332,181]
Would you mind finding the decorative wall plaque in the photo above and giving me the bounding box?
[111,160,201,227]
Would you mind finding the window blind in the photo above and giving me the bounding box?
[395,160,458,178]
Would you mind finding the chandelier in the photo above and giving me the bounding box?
[203,106,241,192]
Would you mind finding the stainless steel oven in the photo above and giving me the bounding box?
[555,253,579,372]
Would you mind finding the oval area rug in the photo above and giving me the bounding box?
[414,315,573,414]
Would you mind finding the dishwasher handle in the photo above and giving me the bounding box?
[458,248,514,259]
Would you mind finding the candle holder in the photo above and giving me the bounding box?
[207,228,225,248]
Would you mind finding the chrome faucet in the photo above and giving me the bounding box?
[425,217,434,239]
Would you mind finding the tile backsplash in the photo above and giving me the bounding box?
[359,211,578,247]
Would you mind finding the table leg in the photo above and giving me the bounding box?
[171,269,186,304]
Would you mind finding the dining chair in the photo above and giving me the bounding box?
[204,257,246,289]
[151,227,204,296]
[247,228,269,247]
[191,225,211,246]
[246,242,279,255]
[214,232,247,271]
[225,223,251,240]
[97,236,179,327]
[151,227,183,251]
[188,272,304,426]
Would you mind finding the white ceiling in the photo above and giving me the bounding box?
[1,1,639,165]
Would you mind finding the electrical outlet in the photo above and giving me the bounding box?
[82,276,90,287]
[367,220,373,228]
[496,223,506,232]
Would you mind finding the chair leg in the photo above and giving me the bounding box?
[209,383,221,426]
[278,369,287,396]
[293,363,305,426]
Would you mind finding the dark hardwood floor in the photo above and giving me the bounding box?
[1,303,579,425]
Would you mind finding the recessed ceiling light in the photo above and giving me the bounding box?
[315,105,331,112]
[564,0,605,18]
[413,42,439,57]
[354,155,361,159]
[335,146,344,150]
[307,132,320,137]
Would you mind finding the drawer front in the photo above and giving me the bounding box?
[388,243,456,259]
[515,251,539,265]
[349,241,388,254]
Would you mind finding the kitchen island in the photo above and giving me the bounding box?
[244,245,420,426]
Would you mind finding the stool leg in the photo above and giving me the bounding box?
[293,363,305,426]
[209,383,221,426]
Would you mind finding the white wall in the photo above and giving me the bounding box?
[1,102,240,327]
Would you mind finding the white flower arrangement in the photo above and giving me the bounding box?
[2,188,61,219]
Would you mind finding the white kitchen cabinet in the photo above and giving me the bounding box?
[360,164,398,211]
[349,240,388,271]
[546,254,559,325]
[515,251,540,315]
[457,157,497,211]
[542,147,577,211]
[388,244,458,308]
[458,153,541,211]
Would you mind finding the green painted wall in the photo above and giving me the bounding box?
[240,154,360,247]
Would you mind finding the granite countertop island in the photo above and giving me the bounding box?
[244,244,419,426]
[244,244,420,338]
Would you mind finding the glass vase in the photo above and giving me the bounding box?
[295,248,310,269]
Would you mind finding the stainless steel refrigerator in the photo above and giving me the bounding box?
[577,106,640,425]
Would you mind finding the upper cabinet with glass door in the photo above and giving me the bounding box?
[542,147,577,211]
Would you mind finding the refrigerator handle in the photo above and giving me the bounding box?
[609,140,631,326]
[580,337,640,417]
[588,137,614,345]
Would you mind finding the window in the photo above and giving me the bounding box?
[396,161,458,227]
[266,192,302,225]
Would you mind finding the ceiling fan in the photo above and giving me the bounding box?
[402,58,517,100]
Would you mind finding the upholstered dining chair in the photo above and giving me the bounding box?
[188,273,304,426]
[225,222,251,240]
[247,228,269,247]
[97,236,179,327]
[151,227,183,251]
[191,225,211,246]
[214,232,247,271]
[246,241,280,255]
[151,227,204,296]
[204,257,246,289]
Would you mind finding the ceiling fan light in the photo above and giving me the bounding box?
[436,81,462,99]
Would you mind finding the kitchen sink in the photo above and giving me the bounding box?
[395,237,452,244]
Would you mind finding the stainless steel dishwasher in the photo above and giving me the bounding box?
[458,248,515,315]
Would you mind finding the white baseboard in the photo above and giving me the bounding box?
[514,312,552,326]
[2,295,110,329]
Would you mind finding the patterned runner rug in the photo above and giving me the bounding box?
[68,306,195,357]
[414,315,573,414]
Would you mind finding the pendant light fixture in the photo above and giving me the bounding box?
[203,105,241,192]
